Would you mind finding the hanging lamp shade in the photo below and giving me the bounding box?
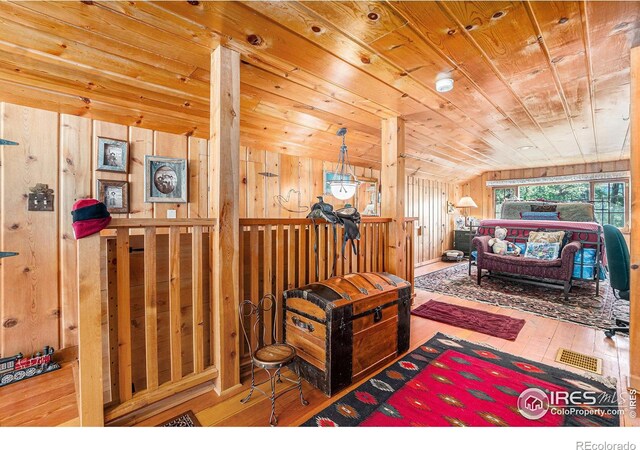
[328,128,358,200]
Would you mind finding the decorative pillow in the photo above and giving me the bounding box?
[528,230,565,244]
[531,204,557,212]
[524,242,561,260]
[520,211,560,221]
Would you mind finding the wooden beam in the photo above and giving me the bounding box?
[381,117,406,279]
[76,235,104,426]
[629,46,640,389]
[209,45,241,394]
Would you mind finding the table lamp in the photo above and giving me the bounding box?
[455,196,477,228]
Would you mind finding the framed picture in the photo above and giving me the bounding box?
[144,155,188,203]
[97,179,129,214]
[97,137,129,173]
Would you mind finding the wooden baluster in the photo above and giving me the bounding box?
[298,223,307,285]
[360,223,367,272]
[371,222,380,272]
[263,224,273,344]
[238,225,245,358]
[250,226,259,349]
[275,225,284,341]
[116,227,132,402]
[335,225,344,277]
[288,225,296,288]
[327,223,334,278]
[318,223,326,280]
[308,223,317,283]
[144,227,159,389]
[192,225,205,374]
[169,226,182,382]
[364,223,372,272]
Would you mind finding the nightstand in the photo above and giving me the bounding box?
[453,229,476,255]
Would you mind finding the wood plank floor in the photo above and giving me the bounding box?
[0,261,635,427]
[137,262,637,427]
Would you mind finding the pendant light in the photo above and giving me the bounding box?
[328,128,359,200]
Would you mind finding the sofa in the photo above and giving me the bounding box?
[472,235,582,300]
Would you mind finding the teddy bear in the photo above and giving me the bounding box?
[488,226,521,256]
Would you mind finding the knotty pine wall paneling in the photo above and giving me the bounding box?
[406,176,459,265]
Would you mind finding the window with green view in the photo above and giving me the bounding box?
[594,182,625,227]
[494,188,516,219]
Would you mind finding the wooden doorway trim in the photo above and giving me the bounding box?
[630,46,639,389]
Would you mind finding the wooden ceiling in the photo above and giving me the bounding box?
[0,1,637,181]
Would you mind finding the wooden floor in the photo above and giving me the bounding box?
[0,261,635,427]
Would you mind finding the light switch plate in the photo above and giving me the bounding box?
[167,209,177,219]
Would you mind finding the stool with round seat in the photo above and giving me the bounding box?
[239,294,308,426]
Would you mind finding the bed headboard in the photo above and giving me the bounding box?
[500,201,596,222]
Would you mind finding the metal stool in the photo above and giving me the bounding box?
[239,294,308,426]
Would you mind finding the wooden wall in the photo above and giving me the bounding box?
[459,160,631,220]
[406,177,459,265]
[239,147,380,219]
[0,102,382,357]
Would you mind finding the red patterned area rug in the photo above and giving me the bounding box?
[411,300,525,340]
[302,333,620,427]
[414,263,624,329]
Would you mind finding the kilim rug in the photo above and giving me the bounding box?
[302,333,620,427]
[414,264,628,329]
[157,411,201,427]
[411,300,526,340]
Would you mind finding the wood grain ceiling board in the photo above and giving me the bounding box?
[0,0,634,183]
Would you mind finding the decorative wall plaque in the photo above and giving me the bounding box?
[28,183,54,212]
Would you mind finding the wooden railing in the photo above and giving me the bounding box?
[76,218,218,425]
[238,217,416,371]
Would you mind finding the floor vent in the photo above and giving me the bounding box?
[555,348,602,374]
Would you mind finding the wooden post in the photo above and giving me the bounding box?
[76,235,104,426]
[381,117,406,279]
[210,45,241,394]
[629,46,640,389]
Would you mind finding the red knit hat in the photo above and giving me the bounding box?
[71,198,111,239]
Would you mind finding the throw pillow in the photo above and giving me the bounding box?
[528,230,565,244]
[524,242,561,260]
[520,211,560,220]
[531,204,557,212]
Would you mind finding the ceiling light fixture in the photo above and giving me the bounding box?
[328,128,359,200]
[435,78,454,93]
[518,145,534,151]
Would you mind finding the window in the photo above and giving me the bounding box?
[493,180,629,228]
[518,183,590,203]
[594,181,626,228]
[494,188,516,219]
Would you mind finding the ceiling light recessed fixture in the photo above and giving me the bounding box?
[518,145,534,151]
[367,12,380,21]
[492,11,504,19]
[435,78,454,93]
[311,25,322,33]
[558,17,569,24]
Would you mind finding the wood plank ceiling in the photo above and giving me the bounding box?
[0,1,637,181]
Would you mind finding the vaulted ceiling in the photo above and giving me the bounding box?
[0,1,637,181]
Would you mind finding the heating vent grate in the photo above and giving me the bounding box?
[555,348,602,374]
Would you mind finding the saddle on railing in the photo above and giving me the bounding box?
[307,196,361,278]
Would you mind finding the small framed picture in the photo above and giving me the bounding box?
[97,179,129,214]
[97,137,129,173]
[144,155,188,203]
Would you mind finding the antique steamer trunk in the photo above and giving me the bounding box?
[283,272,411,396]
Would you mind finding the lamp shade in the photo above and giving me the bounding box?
[455,196,477,208]
[329,180,357,200]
